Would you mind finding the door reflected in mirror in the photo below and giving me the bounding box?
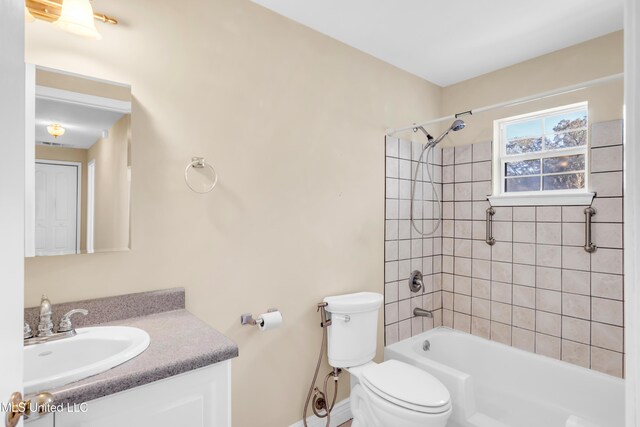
[32,67,131,256]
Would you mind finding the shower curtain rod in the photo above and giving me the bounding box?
[386,72,624,136]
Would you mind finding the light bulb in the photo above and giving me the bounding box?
[54,0,101,40]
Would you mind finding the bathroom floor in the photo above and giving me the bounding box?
[338,421,352,427]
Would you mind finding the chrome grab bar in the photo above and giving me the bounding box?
[584,207,597,253]
[486,207,496,245]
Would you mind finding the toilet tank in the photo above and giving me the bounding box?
[323,292,383,368]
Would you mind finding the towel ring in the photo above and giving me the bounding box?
[185,157,218,194]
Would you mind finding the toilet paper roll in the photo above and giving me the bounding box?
[258,311,283,331]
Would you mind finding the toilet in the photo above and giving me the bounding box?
[323,292,451,427]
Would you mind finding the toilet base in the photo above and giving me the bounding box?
[350,384,451,427]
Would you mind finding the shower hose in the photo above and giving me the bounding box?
[410,143,442,237]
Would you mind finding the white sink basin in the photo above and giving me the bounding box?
[24,326,150,394]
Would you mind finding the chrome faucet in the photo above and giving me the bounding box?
[36,295,54,337]
[413,307,433,318]
[25,295,89,346]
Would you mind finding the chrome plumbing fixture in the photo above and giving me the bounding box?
[36,294,54,337]
[414,307,433,318]
[24,322,33,339]
[423,339,431,352]
[410,120,466,237]
[409,270,423,293]
[413,119,466,149]
[58,309,90,332]
[25,295,89,346]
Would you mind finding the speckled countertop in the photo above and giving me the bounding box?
[25,289,238,405]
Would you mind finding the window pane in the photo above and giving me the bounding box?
[543,110,587,134]
[505,159,541,176]
[542,173,586,190]
[506,119,542,141]
[543,154,585,174]
[505,176,540,192]
[505,137,543,155]
[545,129,587,150]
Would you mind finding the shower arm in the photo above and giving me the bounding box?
[413,120,464,148]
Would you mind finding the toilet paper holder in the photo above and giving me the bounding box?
[241,308,278,327]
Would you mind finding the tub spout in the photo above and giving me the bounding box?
[413,308,433,318]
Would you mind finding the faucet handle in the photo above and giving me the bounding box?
[409,270,423,293]
[24,322,33,339]
[58,309,89,333]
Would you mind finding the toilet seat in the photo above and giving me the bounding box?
[360,360,451,414]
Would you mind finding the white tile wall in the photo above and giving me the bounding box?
[384,137,443,345]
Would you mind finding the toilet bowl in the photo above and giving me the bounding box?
[323,292,452,427]
[348,360,451,427]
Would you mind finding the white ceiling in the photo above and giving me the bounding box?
[35,98,124,149]
[251,0,624,86]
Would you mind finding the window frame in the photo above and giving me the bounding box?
[489,102,595,206]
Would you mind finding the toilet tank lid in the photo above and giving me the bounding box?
[324,292,383,314]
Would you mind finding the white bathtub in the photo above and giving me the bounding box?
[384,327,624,427]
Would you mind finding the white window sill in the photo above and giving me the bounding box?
[488,192,595,206]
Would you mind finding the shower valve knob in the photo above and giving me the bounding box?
[409,270,423,293]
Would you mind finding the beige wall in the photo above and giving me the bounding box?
[36,68,131,101]
[24,1,440,425]
[440,31,623,148]
[35,146,88,252]
[88,114,131,252]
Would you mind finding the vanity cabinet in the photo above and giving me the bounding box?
[29,361,230,427]
[25,416,53,427]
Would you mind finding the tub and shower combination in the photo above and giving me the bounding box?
[385,327,624,427]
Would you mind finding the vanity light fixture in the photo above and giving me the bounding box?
[47,123,65,138]
[25,0,118,39]
[55,0,102,39]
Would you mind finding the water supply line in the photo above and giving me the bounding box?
[303,302,342,427]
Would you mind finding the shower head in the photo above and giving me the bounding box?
[451,119,466,132]
[432,119,466,145]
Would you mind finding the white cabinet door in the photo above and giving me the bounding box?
[34,162,79,256]
[25,415,53,427]
[55,362,231,427]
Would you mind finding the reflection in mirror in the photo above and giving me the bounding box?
[33,67,131,256]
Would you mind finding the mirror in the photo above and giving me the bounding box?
[28,66,131,256]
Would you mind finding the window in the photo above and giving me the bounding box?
[490,102,594,206]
